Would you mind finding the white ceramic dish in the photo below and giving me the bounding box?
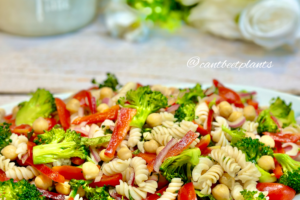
[1,84,300,199]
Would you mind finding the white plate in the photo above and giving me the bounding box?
[1,84,300,199]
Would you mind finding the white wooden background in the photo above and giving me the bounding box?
[0,15,300,106]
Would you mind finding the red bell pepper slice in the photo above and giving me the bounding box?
[145,186,168,200]
[195,134,211,152]
[206,109,214,134]
[26,142,65,183]
[193,121,209,136]
[147,160,155,173]
[163,130,198,162]
[104,108,137,158]
[52,166,85,180]
[37,189,66,200]
[72,105,119,125]
[73,90,97,114]
[213,79,225,88]
[263,132,300,143]
[71,157,85,166]
[0,169,10,181]
[257,183,296,200]
[247,99,259,110]
[55,98,71,130]
[178,182,197,200]
[4,114,15,124]
[135,152,156,164]
[273,159,283,179]
[274,141,285,154]
[45,118,58,131]
[89,173,123,188]
[10,124,33,137]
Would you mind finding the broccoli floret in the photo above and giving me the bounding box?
[232,137,273,163]
[240,189,267,200]
[15,88,56,126]
[274,153,300,192]
[174,102,196,122]
[118,86,168,128]
[256,165,277,183]
[256,110,278,134]
[222,126,245,143]
[34,128,65,145]
[195,190,216,200]
[177,83,205,104]
[92,73,120,91]
[0,179,44,200]
[0,123,12,151]
[160,148,200,183]
[33,128,88,164]
[80,135,111,147]
[269,97,296,128]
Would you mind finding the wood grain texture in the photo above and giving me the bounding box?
[0,15,300,106]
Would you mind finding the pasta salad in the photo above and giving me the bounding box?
[0,73,300,200]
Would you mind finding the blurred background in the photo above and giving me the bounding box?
[0,0,299,105]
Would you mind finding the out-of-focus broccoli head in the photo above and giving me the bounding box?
[160,148,200,183]
[15,88,56,126]
[240,189,267,200]
[269,97,296,128]
[0,179,44,200]
[118,86,168,128]
[92,73,120,91]
[34,128,65,145]
[274,153,300,192]
[80,135,111,147]
[33,128,88,164]
[232,137,273,163]
[177,83,205,105]
[256,165,277,183]
[0,123,12,151]
[175,102,196,122]
[256,110,278,134]
[222,126,245,144]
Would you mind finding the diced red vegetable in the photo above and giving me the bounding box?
[45,118,58,131]
[89,173,122,188]
[104,108,136,158]
[72,105,119,125]
[247,99,259,110]
[257,183,296,200]
[178,182,197,200]
[73,90,97,114]
[134,152,156,164]
[273,159,283,179]
[55,98,71,130]
[195,134,211,152]
[147,160,155,173]
[193,121,209,136]
[213,79,225,88]
[4,114,15,124]
[0,169,10,181]
[145,186,168,200]
[71,157,85,166]
[274,141,285,154]
[263,132,300,143]
[10,124,32,137]
[52,166,85,180]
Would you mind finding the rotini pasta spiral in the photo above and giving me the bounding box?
[10,133,28,159]
[130,157,149,187]
[242,121,259,134]
[160,112,176,123]
[128,127,142,148]
[158,178,183,200]
[116,180,147,200]
[102,158,131,176]
[236,162,260,183]
[0,155,15,172]
[282,124,300,134]
[121,167,134,183]
[210,148,241,177]
[221,146,247,168]
[137,141,145,153]
[139,180,158,194]
[211,117,230,146]
[101,120,115,131]
[231,182,244,200]
[87,124,104,138]
[197,165,224,194]
[149,132,173,146]
[6,166,40,180]
[192,157,215,182]
[195,102,209,126]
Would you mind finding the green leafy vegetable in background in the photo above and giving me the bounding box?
[0,123,12,152]
[222,126,245,144]
[175,102,196,122]
[176,83,205,105]
[256,109,278,134]
[92,73,120,91]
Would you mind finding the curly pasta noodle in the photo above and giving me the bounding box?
[116,180,147,200]
[158,178,183,200]
[242,121,259,134]
[192,157,215,182]
[231,182,244,200]
[211,117,230,146]
[139,180,158,194]
[101,119,115,130]
[130,157,149,187]
[148,132,173,146]
[137,141,145,153]
[128,127,142,148]
[195,102,209,126]
[0,155,15,171]
[282,124,300,134]
[244,180,269,199]
[197,165,224,194]
[102,158,131,176]
[221,146,247,168]
[6,166,40,180]
[160,112,176,123]
[10,133,28,159]
[210,148,240,177]
[87,124,104,138]
[236,162,260,183]
[121,167,134,183]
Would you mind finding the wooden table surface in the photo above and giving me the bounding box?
[1,15,300,106]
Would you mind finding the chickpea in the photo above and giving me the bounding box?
[97,103,109,113]
[82,162,100,180]
[118,147,133,160]
[1,145,17,160]
[258,156,275,171]
[55,181,71,195]
[99,149,113,162]
[259,135,275,148]
[66,98,80,113]
[32,117,49,134]
[218,101,233,119]
[12,106,19,118]
[77,186,85,197]
[245,132,256,139]
[100,87,114,100]
[219,173,235,190]
[156,146,165,155]
[146,113,162,127]
[228,111,243,122]
[243,105,256,121]
[144,140,159,154]
[212,184,230,200]
[35,174,53,190]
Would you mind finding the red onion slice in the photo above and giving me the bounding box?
[204,86,215,96]
[238,91,257,98]
[109,125,115,132]
[21,153,29,164]
[154,138,178,172]
[227,116,246,128]
[102,98,112,106]
[73,127,89,136]
[148,173,159,182]
[79,121,88,128]
[270,115,282,129]
[90,147,101,163]
[109,189,126,200]
[78,107,84,117]
[206,94,220,103]
[94,170,103,183]
[166,104,180,113]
